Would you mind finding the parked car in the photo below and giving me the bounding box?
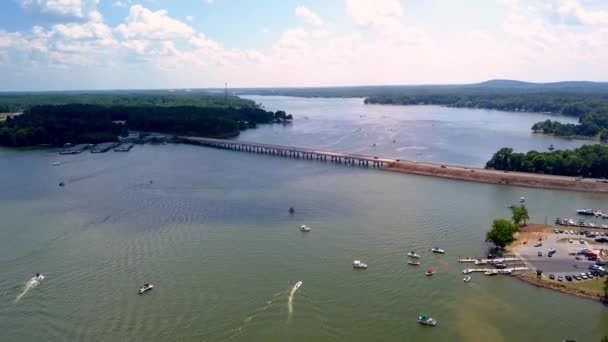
[549,274,555,280]
[538,251,543,257]
[565,275,573,281]
[533,242,542,247]
[568,239,573,243]
[574,275,582,281]
[557,276,564,282]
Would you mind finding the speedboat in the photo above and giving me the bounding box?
[31,273,44,283]
[462,268,472,274]
[484,270,498,276]
[425,268,434,276]
[407,251,420,258]
[463,276,471,282]
[353,260,368,269]
[519,197,525,203]
[293,281,303,291]
[408,260,420,266]
[138,284,154,294]
[52,161,61,166]
[430,247,445,254]
[417,314,437,326]
[299,224,310,232]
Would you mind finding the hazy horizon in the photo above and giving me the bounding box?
[2,0,608,91]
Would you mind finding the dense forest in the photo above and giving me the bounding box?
[237,80,608,139]
[485,145,608,178]
[0,92,255,112]
[0,104,290,147]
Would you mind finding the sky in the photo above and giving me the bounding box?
[1,0,608,91]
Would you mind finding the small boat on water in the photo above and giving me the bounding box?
[353,260,368,269]
[425,268,434,276]
[548,144,555,151]
[417,314,437,326]
[462,268,472,274]
[430,247,445,254]
[299,224,310,232]
[289,207,295,214]
[58,181,65,187]
[407,251,420,258]
[484,270,498,276]
[138,284,154,294]
[31,273,44,283]
[408,260,420,266]
[463,276,471,282]
[52,161,61,166]
[519,197,525,203]
[293,281,303,291]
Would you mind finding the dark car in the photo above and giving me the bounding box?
[565,275,573,281]
[549,274,555,280]
[574,275,581,281]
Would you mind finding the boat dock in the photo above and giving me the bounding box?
[465,267,530,273]
[60,144,90,155]
[181,136,395,168]
[458,257,521,263]
[114,143,134,152]
[91,142,120,153]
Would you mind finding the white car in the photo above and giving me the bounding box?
[568,239,573,243]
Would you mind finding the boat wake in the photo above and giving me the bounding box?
[222,289,285,341]
[287,281,302,318]
[15,278,42,303]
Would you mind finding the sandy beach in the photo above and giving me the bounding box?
[386,160,608,193]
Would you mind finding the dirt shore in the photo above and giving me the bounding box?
[385,160,608,193]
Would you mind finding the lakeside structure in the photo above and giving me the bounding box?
[182,137,608,193]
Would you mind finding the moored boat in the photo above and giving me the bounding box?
[425,268,434,276]
[138,284,154,294]
[430,247,445,254]
[52,161,61,166]
[462,268,472,274]
[417,314,437,326]
[408,260,420,266]
[463,276,471,282]
[407,251,420,258]
[484,270,498,276]
[353,260,368,269]
[299,224,310,232]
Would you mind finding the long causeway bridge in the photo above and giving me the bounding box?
[182,136,396,168]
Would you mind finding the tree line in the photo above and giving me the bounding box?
[485,145,608,178]
[0,104,291,147]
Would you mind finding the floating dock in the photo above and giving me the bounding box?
[91,142,120,153]
[458,257,521,263]
[114,143,134,152]
[465,267,529,273]
[60,144,90,155]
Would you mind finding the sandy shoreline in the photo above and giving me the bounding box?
[386,160,608,193]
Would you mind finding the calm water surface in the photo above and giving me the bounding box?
[241,96,588,166]
[0,99,606,341]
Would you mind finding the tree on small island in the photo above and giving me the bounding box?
[486,219,518,249]
[511,204,530,226]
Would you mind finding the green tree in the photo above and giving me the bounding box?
[604,276,608,300]
[511,205,530,226]
[486,219,518,249]
[600,129,608,142]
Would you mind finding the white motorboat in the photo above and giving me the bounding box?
[52,161,61,166]
[484,271,498,276]
[31,273,44,283]
[462,268,472,274]
[430,247,445,254]
[299,224,310,232]
[474,260,486,265]
[138,284,154,294]
[463,276,471,282]
[353,260,368,269]
[407,251,420,258]
[417,314,437,326]
[293,281,303,291]
[408,260,420,266]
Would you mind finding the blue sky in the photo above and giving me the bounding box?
[1,0,608,90]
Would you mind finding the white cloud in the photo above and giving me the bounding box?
[557,0,608,25]
[295,6,323,27]
[116,5,194,40]
[346,0,403,28]
[18,0,100,19]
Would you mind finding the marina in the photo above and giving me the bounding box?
[91,142,121,153]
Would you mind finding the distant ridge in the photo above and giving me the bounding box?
[472,79,608,90]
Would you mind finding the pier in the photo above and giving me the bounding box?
[114,143,134,152]
[182,136,395,168]
[458,257,521,263]
[91,142,120,153]
[60,144,90,155]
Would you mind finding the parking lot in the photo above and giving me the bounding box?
[516,231,601,278]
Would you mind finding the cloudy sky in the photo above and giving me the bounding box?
[1,0,608,90]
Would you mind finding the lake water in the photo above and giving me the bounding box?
[241,96,588,166]
[0,98,606,341]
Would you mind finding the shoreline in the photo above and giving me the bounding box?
[506,224,606,302]
[385,160,608,193]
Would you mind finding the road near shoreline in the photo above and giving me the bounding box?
[386,160,608,193]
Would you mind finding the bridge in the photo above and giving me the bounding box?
[181,136,396,168]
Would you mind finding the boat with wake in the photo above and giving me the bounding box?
[353,260,368,269]
[293,281,303,292]
[31,273,44,283]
